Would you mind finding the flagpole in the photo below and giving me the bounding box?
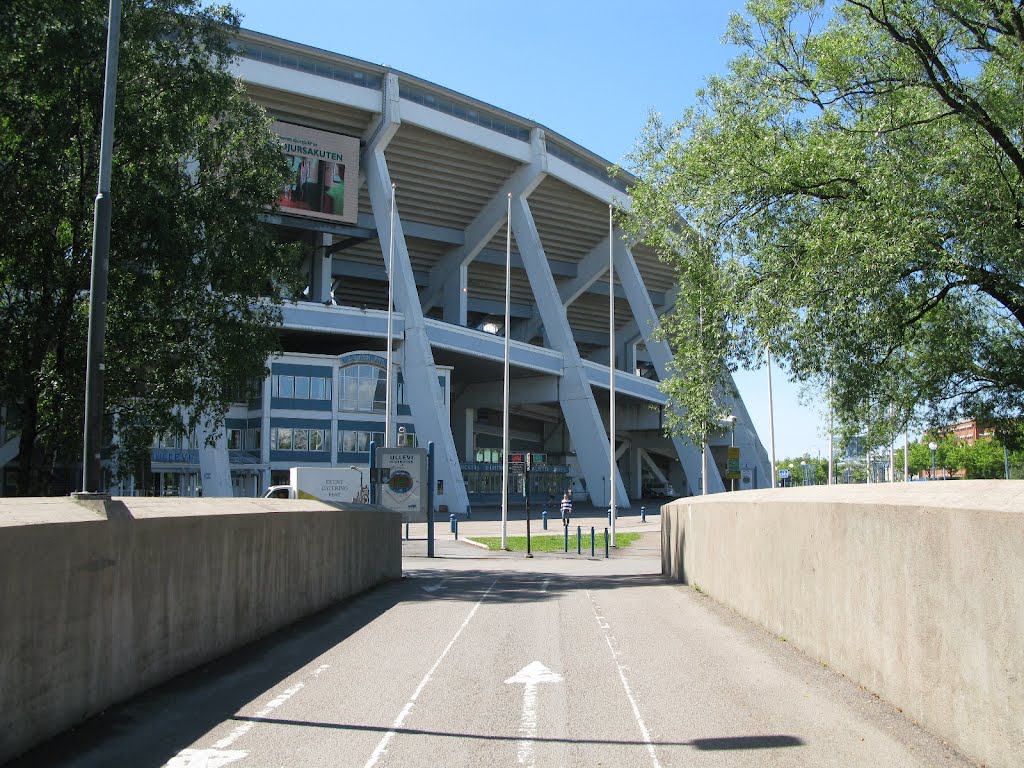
[609,205,616,547]
[828,376,834,485]
[767,344,777,488]
[385,183,396,449]
[501,193,512,550]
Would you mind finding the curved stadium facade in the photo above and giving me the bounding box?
[131,28,771,510]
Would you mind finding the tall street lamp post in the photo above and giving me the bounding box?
[79,0,123,496]
[929,441,938,480]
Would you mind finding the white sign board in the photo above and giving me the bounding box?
[778,469,791,479]
[377,447,429,522]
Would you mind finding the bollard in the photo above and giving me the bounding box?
[591,526,596,557]
[641,505,646,523]
[604,527,609,558]
[450,513,456,534]
[542,510,548,530]
[405,521,410,540]
[466,504,472,520]
[564,525,569,553]
[453,516,459,539]
[577,526,582,555]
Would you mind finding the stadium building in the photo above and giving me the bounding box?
[32,28,772,508]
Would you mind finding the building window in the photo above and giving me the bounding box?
[339,430,384,453]
[271,427,329,452]
[273,374,332,400]
[339,364,386,412]
[227,429,242,450]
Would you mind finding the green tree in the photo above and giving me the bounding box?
[625,0,1024,445]
[0,0,302,493]
[644,232,738,494]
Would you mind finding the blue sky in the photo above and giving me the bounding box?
[230,0,832,461]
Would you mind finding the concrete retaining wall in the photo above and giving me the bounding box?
[662,481,1024,768]
[0,496,402,763]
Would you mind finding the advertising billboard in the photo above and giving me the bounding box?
[271,121,360,225]
[376,447,429,522]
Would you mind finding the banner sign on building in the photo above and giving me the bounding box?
[271,121,360,225]
[376,447,429,522]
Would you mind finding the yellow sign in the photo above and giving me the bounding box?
[726,446,741,479]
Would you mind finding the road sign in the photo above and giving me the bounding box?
[527,452,547,469]
[508,452,526,473]
[778,469,791,479]
[726,447,741,479]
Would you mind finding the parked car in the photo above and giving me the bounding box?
[643,482,675,498]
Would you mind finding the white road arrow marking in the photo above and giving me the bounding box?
[505,661,564,766]
[164,748,247,767]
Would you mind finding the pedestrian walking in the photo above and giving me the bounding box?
[559,491,572,527]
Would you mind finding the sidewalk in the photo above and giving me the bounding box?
[400,500,664,560]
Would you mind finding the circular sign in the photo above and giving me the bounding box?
[388,470,414,494]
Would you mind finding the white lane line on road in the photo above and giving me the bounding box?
[364,579,499,768]
[587,590,662,768]
[211,682,306,750]
[165,748,247,767]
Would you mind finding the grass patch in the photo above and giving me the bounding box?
[469,532,641,553]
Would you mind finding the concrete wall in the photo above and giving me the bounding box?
[662,481,1024,768]
[0,496,402,763]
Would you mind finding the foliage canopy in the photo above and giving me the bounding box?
[0,0,302,493]
[625,0,1024,450]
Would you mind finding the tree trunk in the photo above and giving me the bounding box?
[15,396,40,496]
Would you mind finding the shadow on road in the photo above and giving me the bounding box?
[229,714,804,751]
[6,568,676,768]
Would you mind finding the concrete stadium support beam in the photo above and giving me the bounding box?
[421,129,548,316]
[613,236,724,494]
[521,234,610,343]
[362,77,470,513]
[309,232,333,304]
[510,195,627,508]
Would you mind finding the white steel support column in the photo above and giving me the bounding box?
[363,149,470,514]
[612,236,726,494]
[196,414,232,497]
[509,195,627,508]
[522,234,611,343]
[422,129,548,314]
[361,71,469,513]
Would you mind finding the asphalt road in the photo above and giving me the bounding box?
[9,530,975,767]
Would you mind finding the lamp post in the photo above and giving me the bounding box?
[349,465,365,502]
[788,462,794,488]
[929,441,937,480]
[800,460,807,486]
[78,0,123,496]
